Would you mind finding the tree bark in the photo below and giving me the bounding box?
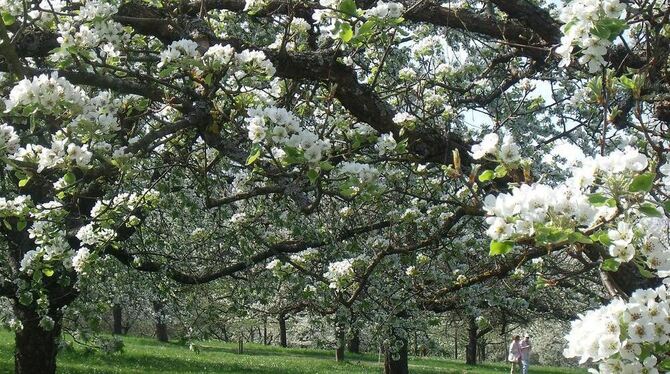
[237,336,244,354]
[453,325,458,359]
[263,318,268,345]
[336,323,345,362]
[13,305,62,374]
[347,329,360,354]
[278,314,287,347]
[466,317,478,365]
[153,301,169,342]
[112,303,123,335]
[384,337,409,374]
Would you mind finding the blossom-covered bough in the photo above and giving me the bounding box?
[0,0,669,373]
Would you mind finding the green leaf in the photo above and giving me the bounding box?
[18,177,30,187]
[42,268,54,277]
[319,161,334,171]
[659,358,670,371]
[338,0,357,17]
[204,73,213,85]
[598,232,612,246]
[664,201,670,212]
[16,219,26,231]
[357,19,375,38]
[636,262,655,278]
[307,169,319,184]
[494,165,507,178]
[569,232,593,244]
[246,146,261,165]
[618,75,635,91]
[489,240,513,256]
[629,173,655,193]
[2,12,16,26]
[601,258,621,272]
[588,193,608,205]
[639,203,663,217]
[64,172,76,184]
[339,23,353,42]
[478,169,494,182]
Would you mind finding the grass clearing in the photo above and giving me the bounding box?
[0,329,587,373]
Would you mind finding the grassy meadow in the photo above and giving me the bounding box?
[0,329,587,373]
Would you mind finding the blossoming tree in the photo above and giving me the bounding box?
[0,0,669,373]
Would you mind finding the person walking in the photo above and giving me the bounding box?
[520,334,532,374]
[508,335,521,374]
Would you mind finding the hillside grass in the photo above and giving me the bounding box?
[0,329,587,373]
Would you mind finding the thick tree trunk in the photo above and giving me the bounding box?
[112,303,123,335]
[466,317,477,365]
[153,301,169,342]
[384,337,409,374]
[347,330,360,354]
[279,314,287,347]
[263,318,268,345]
[14,305,62,374]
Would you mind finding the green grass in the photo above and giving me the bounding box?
[0,329,586,373]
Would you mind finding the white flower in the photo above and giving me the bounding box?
[471,133,498,160]
[158,39,200,67]
[72,247,91,273]
[375,133,397,156]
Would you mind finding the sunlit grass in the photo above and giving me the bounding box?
[0,329,586,373]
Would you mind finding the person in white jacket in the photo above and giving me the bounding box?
[508,335,521,374]
[520,334,532,374]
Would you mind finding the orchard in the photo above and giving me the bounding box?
[0,0,669,373]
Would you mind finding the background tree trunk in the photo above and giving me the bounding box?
[453,324,458,359]
[153,301,169,342]
[466,317,478,365]
[112,303,123,335]
[384,337,409,374]
[14,305,62,374]
[278,314,287,347]
[347,329,360,354]
[335,323,345,362]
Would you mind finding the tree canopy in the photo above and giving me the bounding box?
[0,0,669,373]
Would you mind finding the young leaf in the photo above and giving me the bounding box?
[246,146,261,165]
[478,170,494,182]
[629,173,655,193]
[338,0,357,17]
[601,258,620,272]
[588,193,608,205]
[639,203,662,217]
[489,240,513,256]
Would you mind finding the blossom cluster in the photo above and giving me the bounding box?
[55,0,128,61]
[0,124,19,157]
[324,255,368,290]
[159,41,276,77]
[5,73,87,115]
[364,1,404,19]
[245,107,331,163]
[337,162,380,184]
[556,0,626,73]
[0,196,32,217]
[483,183,611,242]
[564,284,670,373]
[471,133,521,164]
